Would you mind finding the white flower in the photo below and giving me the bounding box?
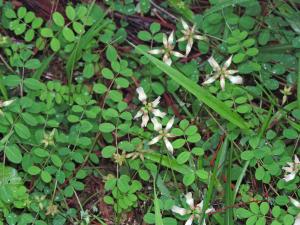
[148,116,175,154]
[148,31,185,65]
[283,155,300,182]
[0,99,14,115]
[171,192,214,225]
[134,87,166,127]
[280,85,292,105]
[178,19,207,56]
[289,197,300,225]
[202,56,243,91]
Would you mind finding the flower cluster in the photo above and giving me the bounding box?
[149,20,206,65]
[135,87,175,153]
[282,155,300,182]
[148,19,243,91]
[172,192,214,225]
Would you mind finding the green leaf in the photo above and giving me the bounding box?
[236,208,253,219]
[132,44,249,130]
[14,123,31,139]
[62,27,75,42]
[106,45,118,62]
[66,6,76,20]
[17,7,27,19]
[40,28,53,38]
[5,145,22,164]
[183,173,195,186]
[24,78,44,90]
[99,123,115,133]
[52,12,65,27]
[24,59,41,69]
[50,38,60,52]
[41,171,52,183]
[28,166,41,175]
[176,151,191,164]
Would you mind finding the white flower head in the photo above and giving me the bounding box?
[283,155,300,182]
[280,85,292,105]
[148,116,175,154]
[171,192,214,225]
[135,87,166,127]
[202,56,243,91]
[178,19,207,56]
[148,31,185,65]
[0,99,15,115]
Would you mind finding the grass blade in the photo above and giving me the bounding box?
[144,152,193,175]
[200,137,228,225]
[132,44,249,130]
[0,75,8,100]
[33,54,54,80]
[224,144,233,225]
[203,0,252,17]
[233,105,274,201]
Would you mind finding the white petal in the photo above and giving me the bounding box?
[171,205,188,216]
[151,117,162,131]
[194,35,206,40]
[148,135,162,145]
[168,31,174,45]
[227,75,243,84]
[164,57,172,66]
[185,192,194,209]
[134,110,143,119]
[164,137,173,154]
[294,215,300,225]
[295,155,300,164]
[283,166,294,173]
[226,70,238,75]
[172,51,185,58]
[2,99,14,107]
[223,55,233,69]
[197,200,204,210]
[165,116,175,132]
[185,38,193,56]
[205,207,215,214]
[220,76,225,91]
[152,109,166,118]
[284,172,296,182]
[202,74,219,85]
[151,96,161,107]
[181,19,189,30]
[290,197,300,208]
[178,36,187,42]
[208,57,221,71]
[136,87,147,102]
[148,49,164,55]
[185,215,194,225]
[163,34,168,47]
[141,114,149,127]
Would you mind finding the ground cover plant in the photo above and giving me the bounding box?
[0,0,299,224]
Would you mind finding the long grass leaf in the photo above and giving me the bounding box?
[132,44,249,130]
[233,105,274,201]
[200,137,228,225]
[144,152,193,175]
[224,145,233,225]
[33,54,54,80]
[203,0,252,17]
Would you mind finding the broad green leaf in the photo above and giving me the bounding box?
[14,123,31,139]
[5,145,22,164]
